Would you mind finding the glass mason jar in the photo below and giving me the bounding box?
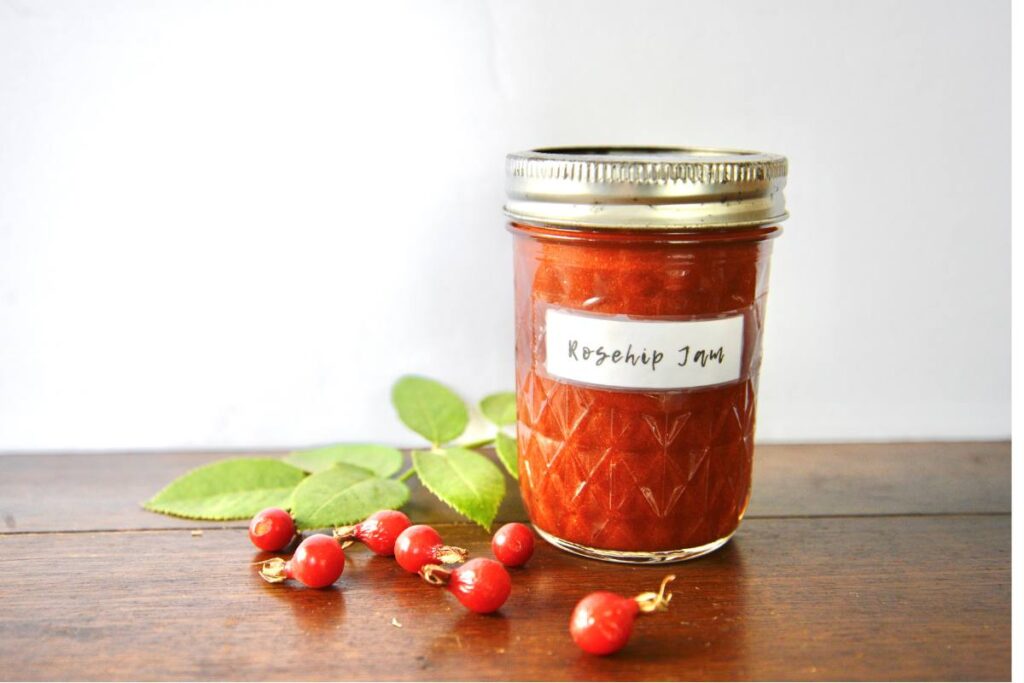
[505,147,788,563]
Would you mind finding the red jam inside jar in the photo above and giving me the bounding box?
[505,147,788,563]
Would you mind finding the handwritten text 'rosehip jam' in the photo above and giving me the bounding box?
[504,146,788,563]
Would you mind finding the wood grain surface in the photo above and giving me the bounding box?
[0,442,1009,533]
[0,442,1010,681]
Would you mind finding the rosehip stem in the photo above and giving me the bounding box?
[258,557,289,584]
[419,564,451,586]
[633,574,676,613]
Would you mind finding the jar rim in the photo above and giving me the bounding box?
[504,145,788,230]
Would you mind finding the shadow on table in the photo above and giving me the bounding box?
[566,540,750,678]
[248,549,348,632]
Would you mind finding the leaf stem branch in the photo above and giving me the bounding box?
[458,436,497,450]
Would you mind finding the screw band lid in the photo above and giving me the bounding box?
[504,146,788,229]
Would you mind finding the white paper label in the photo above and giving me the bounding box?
[544,308,745,390]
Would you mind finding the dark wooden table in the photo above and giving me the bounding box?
[0,442,1010,681]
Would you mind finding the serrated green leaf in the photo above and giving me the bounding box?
[290,463,409,530]
[143,458,306,520]
[413,447,505,530]
[480,392,517,427]
[284,444,403,477]
[391,375,469,446]
[494,432,519,480]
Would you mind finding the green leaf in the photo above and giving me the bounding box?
[284,444,403,477]
[480,392,517,427]
[494,432,519,480]
[391,375,469,446]
[289,463,410,530]
[143,458,306,520]
[413,447,505,530]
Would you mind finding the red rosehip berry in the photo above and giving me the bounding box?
[259,534,345,589]
[248,507,296,552]
[570,592,639,655]
[394,524,467,573]
[491,522,534,567]
[570,575,675,655]
[333,510,411,556]
[421,558,512,614]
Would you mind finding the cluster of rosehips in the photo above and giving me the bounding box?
[248,507,532,614]
[247,507,674,655]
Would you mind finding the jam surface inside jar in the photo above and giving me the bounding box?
[512,223,779,561]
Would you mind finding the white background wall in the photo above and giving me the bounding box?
[0,0,1009,451]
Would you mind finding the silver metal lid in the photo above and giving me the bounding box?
[504,146,788,229]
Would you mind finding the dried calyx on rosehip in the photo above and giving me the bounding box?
[394,524,468,573]
[259,534,345,589]
[333,510,412,556]
[570,575,676,655]
[420,558,512,614]
[248,507,298,552]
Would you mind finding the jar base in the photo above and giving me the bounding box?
[533,526,735,564]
